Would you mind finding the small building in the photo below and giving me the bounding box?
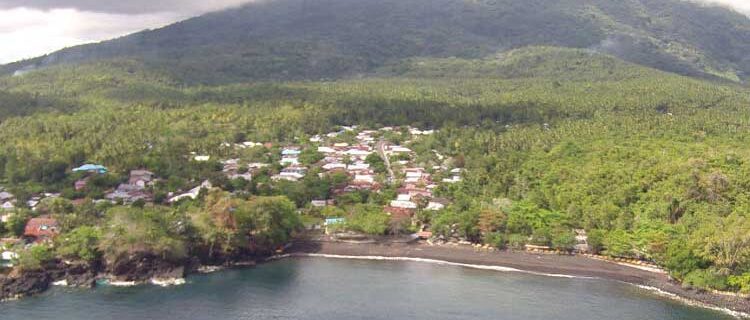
[0,191,14,202]
[129,170,155,187]
[1,251,17,267]
[72,164,108,174]
[390,199,418,209]
[280,157,299,166]
[353,175,375,184]
[324,217,346,234]
[106,184,153,203]
[323,163,347,171]
[311,200,328,207]
[24,217,60,243]
[426,198,450,211]
[169,181,212,203]
[1,201,14,211]
[281,148,302,156]
[318,146,337,154]
[193,155,211,162]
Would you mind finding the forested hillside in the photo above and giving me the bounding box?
[2,0,750,83]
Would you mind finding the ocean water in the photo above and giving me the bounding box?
[0,257,736,320]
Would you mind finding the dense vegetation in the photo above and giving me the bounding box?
[2,0,750,83]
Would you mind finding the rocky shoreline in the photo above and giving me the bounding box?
[0,252,257,301]
[286,239,750,318]
[3,238,750,318]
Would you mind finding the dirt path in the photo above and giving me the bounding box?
[376,139,395,183]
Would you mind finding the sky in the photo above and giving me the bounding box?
[0,0,748,64]
[0,0,255,64]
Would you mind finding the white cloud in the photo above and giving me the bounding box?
[0,1,257,64]
[0,7,189,63]
[0,0,255,14]
[688,0,750,15]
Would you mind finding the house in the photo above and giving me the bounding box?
[1,250,17,267]
[280,157,299,166]
[347,162,370,171]
[129,170,155,187]
[74,179,88,191]
[24,217,60,242]
[228,172,253,181]
[311,200,328,207]
[324,217,346,234]
[388,146,412,153]
[390,199,418,209]
[281,148,302,156]
[274,167,307,182]
[26,197,41,210]
[1,201,14,211]
[169,181,212,203]
[353,175,375,184]
[0,191,14,202]
[242,141,262,148]
[574,229,589,253]
[318,146,337,153]
[106,184,153,203]
[426,198,450,211]
[397,187,432,198]
[323,163,347,171]
[345,149,371,157]
[73,164,108,174]
[193,155,211,162]
[442,176,462,183]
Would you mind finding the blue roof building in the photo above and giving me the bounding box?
[73,164,108,174]
[281,149,302,156]
[325,217,346,226]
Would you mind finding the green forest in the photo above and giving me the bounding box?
[2,43,750,293]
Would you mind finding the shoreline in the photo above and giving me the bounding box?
[286,239,750,318]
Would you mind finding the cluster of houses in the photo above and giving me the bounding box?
[273,147,309,182]
[105,170,155,204]
[318,134,380,194]
[221,159,253,181]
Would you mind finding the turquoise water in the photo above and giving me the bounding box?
[1,258,735,320]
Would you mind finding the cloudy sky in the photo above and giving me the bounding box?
[0,0,255,64]
[0,0,748,64]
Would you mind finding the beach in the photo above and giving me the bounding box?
[288,239,750,317]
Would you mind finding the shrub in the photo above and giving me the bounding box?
[682,269,729,291]
[56,226,102,262]
[551,228,577,251]
[17,245,54,271]
[728,273,750,294]
[483,232,505,249]
[506,233,527,250]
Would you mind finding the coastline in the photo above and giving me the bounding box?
[285,239,750,318]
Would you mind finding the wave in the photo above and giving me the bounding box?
[634,285,749,319]
[277,253,594,279]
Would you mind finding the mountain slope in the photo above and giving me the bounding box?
[2,0,750,84]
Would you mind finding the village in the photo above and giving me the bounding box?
[0,125,475,268]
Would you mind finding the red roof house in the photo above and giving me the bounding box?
[23,217,60,242]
